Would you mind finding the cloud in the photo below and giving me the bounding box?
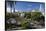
[7,7,11,13]
[15,10,18,12]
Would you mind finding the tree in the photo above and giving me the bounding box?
[24,12,31,19]
[31,12,42,21]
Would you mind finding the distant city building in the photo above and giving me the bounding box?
[39,4,45,16]
[20,13,25,17]
[32,9,36,12]
[31,9,39,12]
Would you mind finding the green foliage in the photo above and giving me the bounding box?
[24,12,31,19]
[21,20,29,29]
[31,12,43,21]
[6,13,19,20]
[6,12,45,29]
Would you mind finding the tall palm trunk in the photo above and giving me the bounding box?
[13,1,15,13]
[9,1,13,13]
[10,2,12,13]
[13,1,16,13]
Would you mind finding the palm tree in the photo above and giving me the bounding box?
[10,1,13,13]
[9,1,16,13]
[13,1,16,13]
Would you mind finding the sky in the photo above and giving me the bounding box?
[6,1,45,12]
